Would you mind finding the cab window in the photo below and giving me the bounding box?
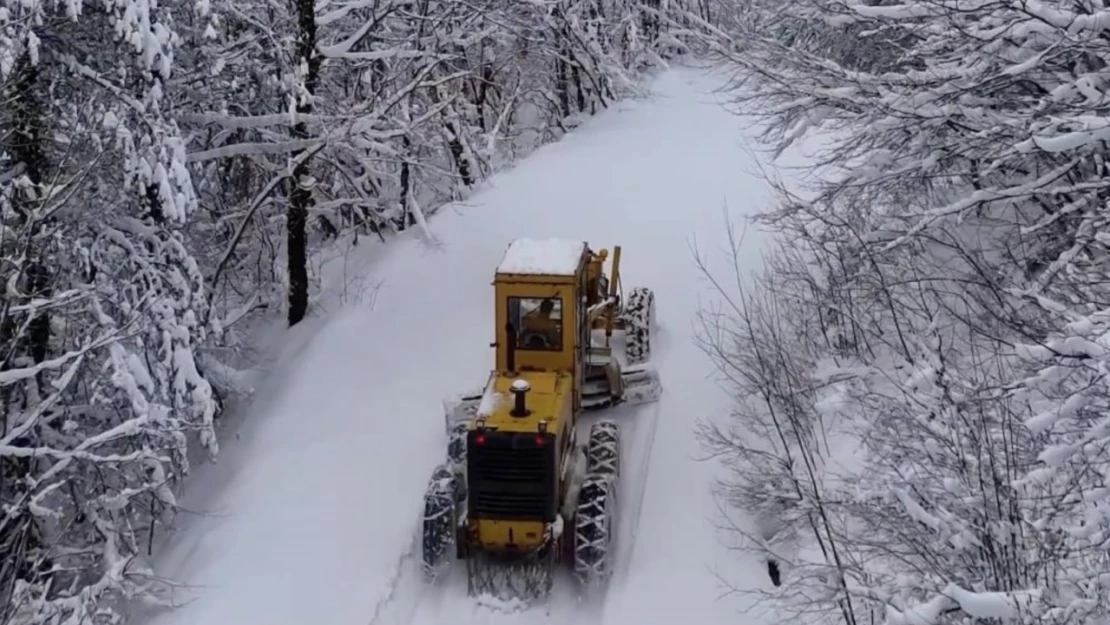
[509,297,563,351]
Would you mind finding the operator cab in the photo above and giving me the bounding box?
[493,238,589,376]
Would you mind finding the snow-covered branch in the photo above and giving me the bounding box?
[697,0,1110,622]
[186,138,325,162]
[1,0,706,622]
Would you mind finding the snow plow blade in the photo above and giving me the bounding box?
[620,362,661,405]
[581,361,661,410]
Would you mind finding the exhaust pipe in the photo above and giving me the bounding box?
[510,379,530,417]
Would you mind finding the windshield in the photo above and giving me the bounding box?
[508,296,563,351]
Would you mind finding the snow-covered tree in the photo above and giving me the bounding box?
[1,0,707,622]
[1,0,219,621]
[697,0,1110,623]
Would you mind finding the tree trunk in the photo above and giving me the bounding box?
[10,53,50,378]
[426,78,475,188]
[642,0,660,44]
[399,134,414,229]
[288,0,320,327]
[0,49,51,617]
[555,51,570,117]
[475,39,493,132]
[570,56,586,113]
[445,113,474,187]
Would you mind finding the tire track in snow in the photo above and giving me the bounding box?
[365,524,429,625]
[608,330,669,591]
[615,400,662,586]
[577,398,662,625]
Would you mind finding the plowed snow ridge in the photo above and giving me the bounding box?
[143,64,790,625]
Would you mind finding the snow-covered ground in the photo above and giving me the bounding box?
[142,63,790,625]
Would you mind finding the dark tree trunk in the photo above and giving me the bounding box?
[445,113,474,187]
[0,50,52,617]
[426,81,475,188]
[555,51,570,117]
[475,40,494,133]
[570,56,586,113]
[288,0,320,327]
[642,0,660,43]
[593,0,610,54]
[399,134,414,230]
[13,57,51,376]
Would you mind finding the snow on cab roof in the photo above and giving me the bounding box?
[496,238,586,276]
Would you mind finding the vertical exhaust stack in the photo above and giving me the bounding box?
[510,379,531,417]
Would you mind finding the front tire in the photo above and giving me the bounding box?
[421,464,458,580]
[620,287,655,365]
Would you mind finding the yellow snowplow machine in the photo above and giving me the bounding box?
[420,238,661,603]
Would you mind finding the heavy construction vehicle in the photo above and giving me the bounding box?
[420,237,660,602]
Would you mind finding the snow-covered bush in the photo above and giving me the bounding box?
[178,0,714,326]
[696,0,1110,623]
[1,0,217,622]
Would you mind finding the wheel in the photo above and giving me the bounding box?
[619,287,654,365]
[585,421,619,477]
[421,464,458,580]
[574,420,621,586]
[573,474,616,586]
[447,421,468,468]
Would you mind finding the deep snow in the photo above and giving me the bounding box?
[143,64,789,625]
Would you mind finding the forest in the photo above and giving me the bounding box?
[696,1,1110,624]
[0,0,712,621]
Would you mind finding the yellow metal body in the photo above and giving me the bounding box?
[465,240,622,556]
[476,371,574,434]
[471,371,574,550]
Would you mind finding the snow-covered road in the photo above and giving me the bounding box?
[143,64,781,625]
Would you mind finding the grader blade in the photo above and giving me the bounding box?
[619,362,661,405]
[581,363,661,410]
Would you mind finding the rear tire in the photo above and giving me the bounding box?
[574,420,621,587]
[421,464,458,580]
[620,287,655,365]
[573,474,616,586]
[585,421,620,477]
